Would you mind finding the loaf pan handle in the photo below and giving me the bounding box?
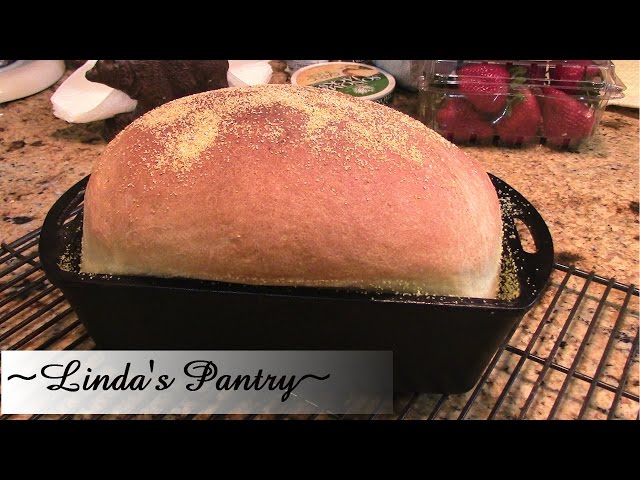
[39,175,90,287]
[490,174,554,303]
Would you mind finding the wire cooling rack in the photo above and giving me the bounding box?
[0,226,638,420]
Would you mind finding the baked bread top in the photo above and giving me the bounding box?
[81,84,503,298]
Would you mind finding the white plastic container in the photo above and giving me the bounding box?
[227,60,273,87]
[0,60,66,103]
[51,60,137,123]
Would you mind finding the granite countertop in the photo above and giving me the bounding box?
[2,73,638,286]
[0,70,638,420]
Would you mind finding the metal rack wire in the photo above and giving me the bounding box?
[0,225,638,420]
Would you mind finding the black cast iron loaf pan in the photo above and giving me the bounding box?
[39,174,553,393]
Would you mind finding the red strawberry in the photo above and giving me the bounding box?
[540,87,596,147]
[457,64,510,115]
[435,97,494,143]
[550,60,595,94]
[496,88,542,145]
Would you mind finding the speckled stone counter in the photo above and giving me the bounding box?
[2,75,638,285]
[1,72,106,241]
[0,72,638,420]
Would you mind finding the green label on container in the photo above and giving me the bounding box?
[311,74,390,97]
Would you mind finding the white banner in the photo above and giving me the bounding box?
[1,351,392,415]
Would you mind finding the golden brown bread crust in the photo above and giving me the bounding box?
[81,85,503,298]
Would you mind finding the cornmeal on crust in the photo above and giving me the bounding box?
[81,84,503,298]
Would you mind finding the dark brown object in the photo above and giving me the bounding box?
[268,60,287,72]
[268,60,289,84]
[269,71,289,84]
[85,60,229,140]
[65,60,87,70]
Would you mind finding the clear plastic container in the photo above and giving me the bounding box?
[417,60,626,149]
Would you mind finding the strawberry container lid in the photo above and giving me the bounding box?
[418,60,626,100]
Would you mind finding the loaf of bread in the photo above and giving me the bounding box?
[81,85,503,298]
